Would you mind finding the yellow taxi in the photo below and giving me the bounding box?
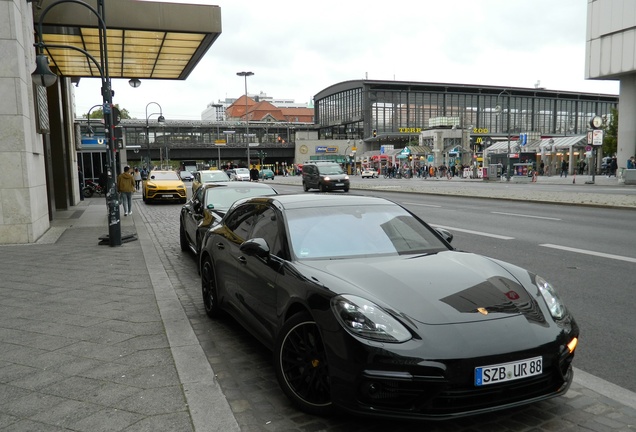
[142,170,187,204]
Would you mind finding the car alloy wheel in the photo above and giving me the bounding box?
[274,312,332,415]
[201,257,221,318]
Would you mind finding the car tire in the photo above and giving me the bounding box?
[344,187,349,192]
[201,256,221,318]
[319,182,326,192]
[179,222,189,252]
[303,182,310,192]
[274,312,333,416]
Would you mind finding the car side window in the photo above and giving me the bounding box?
[194,186,205,206]
[250,205,284,258]
[225,204,256,241]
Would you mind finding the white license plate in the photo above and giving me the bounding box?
[163,194,174,198]
[475,356,542,386]
[335,183,344,186]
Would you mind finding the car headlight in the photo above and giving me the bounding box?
[535,275,566,319]
[331,295,411,343]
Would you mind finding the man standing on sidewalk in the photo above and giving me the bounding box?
[560,160,568,178]
[117,166,136,216]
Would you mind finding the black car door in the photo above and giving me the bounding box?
[184,185,205,244]
[235,204,287,346]
[212,203,258,316]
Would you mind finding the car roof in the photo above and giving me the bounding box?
[234,193,392,211]
[200,181,276,190]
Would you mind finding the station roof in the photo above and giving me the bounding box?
[32,0,222,80]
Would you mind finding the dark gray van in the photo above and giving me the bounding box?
[302,161,350,192]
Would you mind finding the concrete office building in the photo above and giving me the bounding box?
[586,0,636,167]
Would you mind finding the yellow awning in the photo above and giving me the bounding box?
[33,0,222,80]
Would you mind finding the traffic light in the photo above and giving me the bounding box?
[372,129,377,138]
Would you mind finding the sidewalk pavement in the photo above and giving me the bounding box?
[273,172,636,208]
[0,199,238,432]
[0,183,635,431]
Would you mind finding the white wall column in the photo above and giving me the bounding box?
[618,76,636,168]
[0,0,50,244]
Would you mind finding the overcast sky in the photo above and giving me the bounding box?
[73,0,620,121]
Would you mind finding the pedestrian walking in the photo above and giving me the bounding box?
[117,166,136,216]
[560,160,568,178]
[609,156,618,177]
[133,167,142,190]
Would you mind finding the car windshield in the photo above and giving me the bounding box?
[235,168,249,175]
[319,165,344,175]
[201,171,230,182]
[180,171,192,178]
[286,204,448,259]
[205,186,275,210]
[150,171,179,180]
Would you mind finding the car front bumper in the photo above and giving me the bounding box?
[322,317,578,420]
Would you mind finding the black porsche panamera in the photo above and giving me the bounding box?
[198,194,579,420]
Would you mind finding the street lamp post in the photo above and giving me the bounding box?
[145,102,165,170]
[237,71,254,168]
[495,90,512,181]
[85,104,104,138]
[212,104,223,168]
[32,0,122,245]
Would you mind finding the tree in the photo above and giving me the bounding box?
[82,104,131,120]
[603,107,618,156]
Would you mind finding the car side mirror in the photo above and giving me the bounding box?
[240,238,270,259]
[434,227,453,244]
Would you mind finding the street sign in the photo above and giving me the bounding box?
[592,129,604,146]
[214,140,226,145]
[248,143,259,147]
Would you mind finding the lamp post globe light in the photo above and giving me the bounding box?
[237,71,254,168]
[145,102,165,170]
[494,89,512,181]
[32,0,122,246]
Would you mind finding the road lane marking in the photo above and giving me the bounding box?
[540,244,636,263]
[491,211,561,221]
[432,224,515,240]
[404,202,442,208]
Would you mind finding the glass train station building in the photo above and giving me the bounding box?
[311,80,618,177]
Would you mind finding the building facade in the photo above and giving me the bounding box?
[586,0,636,169]
[310,80,617,175]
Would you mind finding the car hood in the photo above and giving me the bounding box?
[147,180,184,188]
[297,251,545,326]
